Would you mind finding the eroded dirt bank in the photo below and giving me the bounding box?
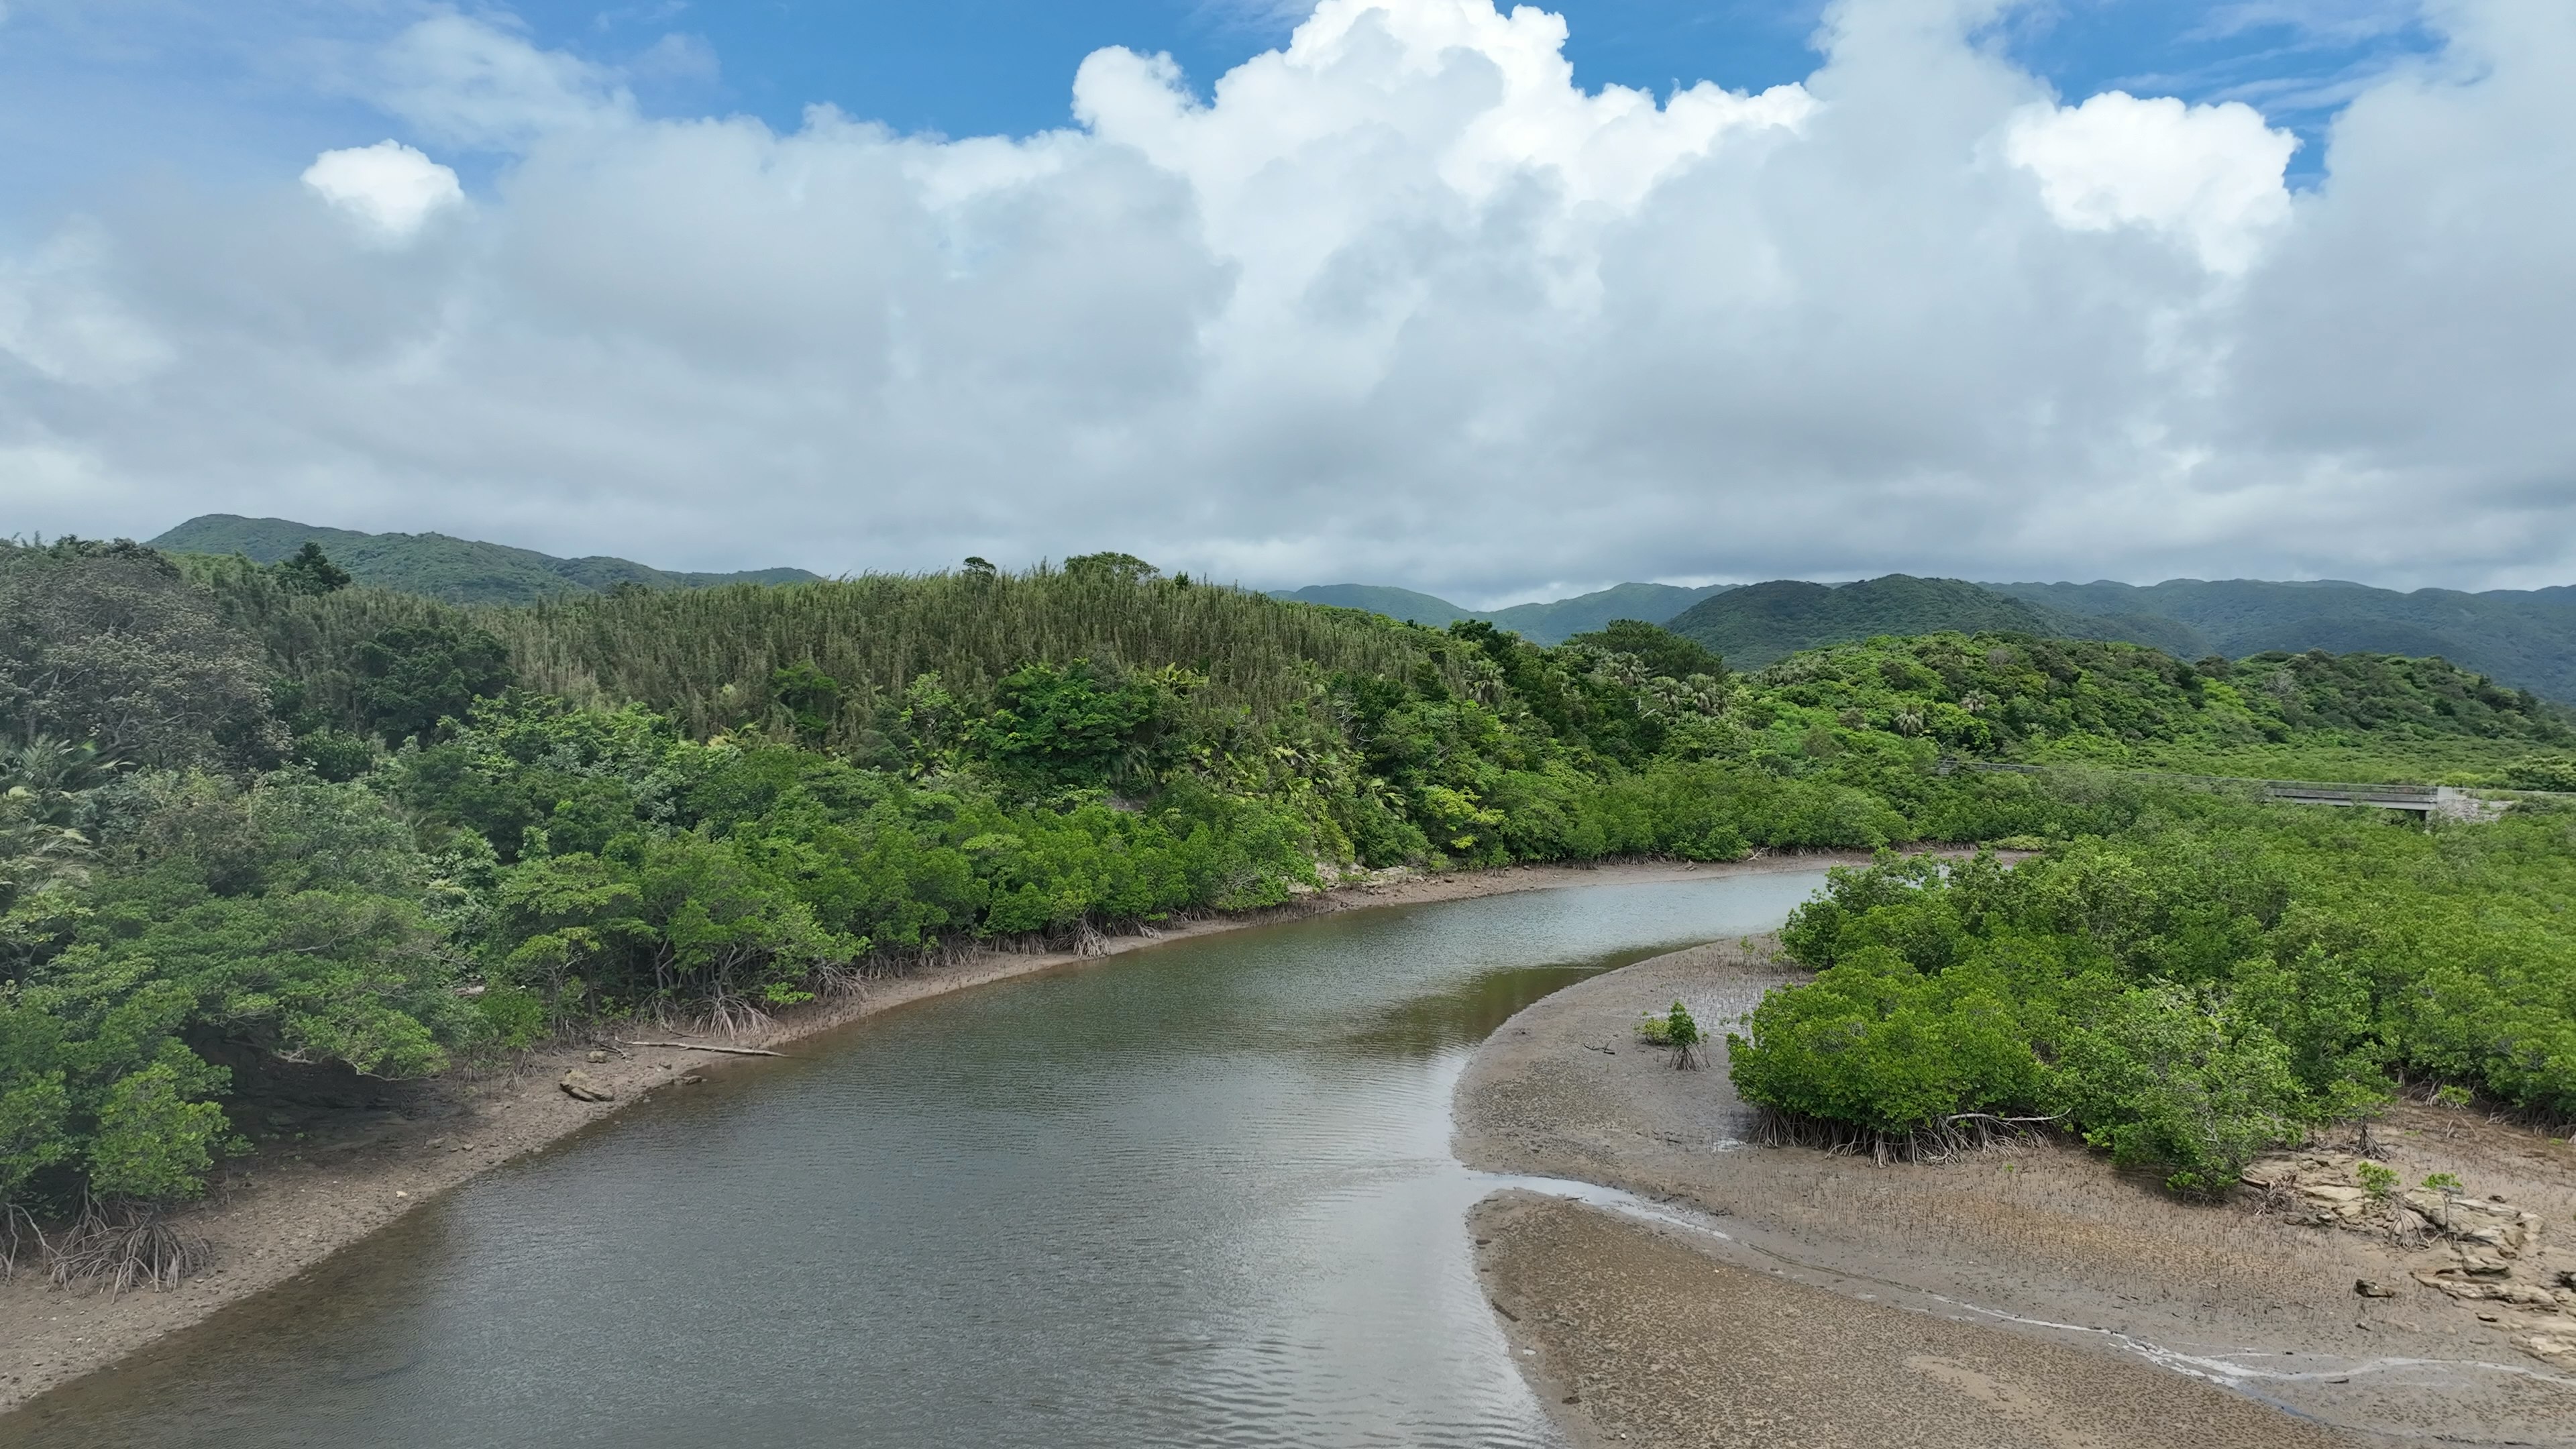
[0,853,1852,1417]
[1454,940,2576,1448]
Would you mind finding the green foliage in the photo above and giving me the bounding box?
[1668,576,2112,672]
[770,661,843,743]
[12,536,2576,1221]
[352,622,517,745]
[2355,1160,2398,1198]
[1998,576,2576,706]
[971,660,1173,796]
[272,543,351,596]
[1063,552,1161,585]
[474,985,547,1051]
[1662,999,1703,1067]
[2420,1170,2463,1195]
[1,771,470,1210]
[1563,620,1725,684]
[1729,631,2567,785]
[1735,810,2576,1192]
[0,539,284,769]
[2504,755,2576,792]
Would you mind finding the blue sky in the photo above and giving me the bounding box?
[499,0,2432,180]
[1,0,2432,217]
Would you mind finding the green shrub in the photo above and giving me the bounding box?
[474,986,549,1051]
[1734,812,2576,1193]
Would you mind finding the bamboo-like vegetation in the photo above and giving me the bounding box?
[246,567,1458,743]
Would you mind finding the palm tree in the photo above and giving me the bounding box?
[0,736,117,912]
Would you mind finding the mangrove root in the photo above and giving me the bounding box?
[46,1199,209,1297]
[1749,1106,2063,1165]
[1,1201,50,1279]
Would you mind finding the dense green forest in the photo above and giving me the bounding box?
[151,515,818,605]
[4,535,2574,1273]
[1289,570,2576,700]
[1995,576,2576,702]
[1666,576,2208,669]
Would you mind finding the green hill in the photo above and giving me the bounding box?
[1662,575,2206,669]
[1990,578,2576,702]
[1281,570,2576,702]
[1269,584,1478,627]
[150,515,818,606]
[1272,580,1727,643]
[1743,629,2569,784]
[1484,582,1729,641]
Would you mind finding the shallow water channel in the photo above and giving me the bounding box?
[10,872,1825,1449]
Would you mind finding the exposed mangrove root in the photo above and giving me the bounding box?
[1749,1105,2064,1165]
[44,1199,209,1297]
[1,1201,50,1280]
[692,993,775,1040]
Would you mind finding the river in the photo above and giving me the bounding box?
[5,872,1826,1448]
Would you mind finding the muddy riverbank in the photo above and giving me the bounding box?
[1454,941,2576,1447]
[0,853,1852,1417]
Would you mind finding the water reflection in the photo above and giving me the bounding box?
[7,872,1824,1449]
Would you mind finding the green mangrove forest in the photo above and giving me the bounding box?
[5,535,2575,1263]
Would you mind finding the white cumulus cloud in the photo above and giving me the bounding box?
[2005,91,2298,274]
[0,0,2573,600]
[302,140,466,240]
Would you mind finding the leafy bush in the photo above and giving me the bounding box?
[1733,812,2576,1191]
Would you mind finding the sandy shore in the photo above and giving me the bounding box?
[1454,940,2576,1447]
[0,851,1862,1417]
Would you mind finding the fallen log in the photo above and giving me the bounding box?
[616,1039,788,1058]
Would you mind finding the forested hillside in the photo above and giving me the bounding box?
[1993,578,2576,702]
[1664,575,2210,668]
[1293,571,2576,702]
[5,535,2575,1281]
[152,515,817,606]
[1746,633,2572,784]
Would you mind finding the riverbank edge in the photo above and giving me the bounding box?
[0,849,1867,1417]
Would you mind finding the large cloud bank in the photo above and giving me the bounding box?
[3,0,2573,596]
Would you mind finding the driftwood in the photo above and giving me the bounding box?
[616,1039,788,1058]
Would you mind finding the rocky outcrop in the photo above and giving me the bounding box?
[2244,1150,2574,1367]
[2514,1330,2576,1371]
[558,1069,614,1102]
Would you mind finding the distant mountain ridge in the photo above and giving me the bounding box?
[1987,579,2576,702]
[1662,576,2193,669]
[152,515,819,606]
[1282,572,2576,702]
[1271,581,1731,642]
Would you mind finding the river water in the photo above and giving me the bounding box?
[7,872,1825,1449]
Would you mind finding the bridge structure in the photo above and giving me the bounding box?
[1939,760,2521,821]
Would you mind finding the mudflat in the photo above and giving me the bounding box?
[1454,938,2576,1448]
